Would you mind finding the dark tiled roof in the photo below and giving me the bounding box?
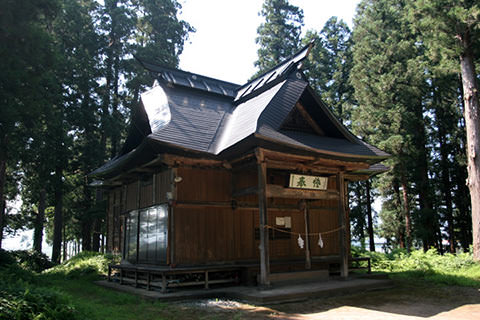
[234,42,312,102]
[93,43,389,178]
[137,58,239,98]
[149,85,232,153]
[257,128,385,158]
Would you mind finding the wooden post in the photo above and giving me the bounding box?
[337,172,348,278]
[303,200,311,269]
[256,149,270,286]
[162,273,167,293]
[169,168,177,266]
[152,172,157,204]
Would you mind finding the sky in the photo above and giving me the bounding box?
[178,0,361,84]
[3,0,364,255]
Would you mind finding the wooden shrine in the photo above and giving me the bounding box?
[92,42,389,289]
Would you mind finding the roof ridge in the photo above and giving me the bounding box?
[234,40,314,102]
[134,55,241,87]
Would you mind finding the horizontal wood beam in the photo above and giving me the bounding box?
[260,148,370,171]
[261,149,314,162]
[266,184,339,200]
[265,159,339,174]
[344,174,370,181]
[307,158,369,170]
[232,186,258,198]
[172,200,232,209]
[296,102,325,136]
[163,200,337,211]
[160,154,231,169]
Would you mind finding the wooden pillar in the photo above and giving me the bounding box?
[256,149,270,286]
[302,200,311,269]
[337,172,348,278]
[136,179,141,263]
[169,167,177,266]
[152,172,157,204]
[121,185,127,255]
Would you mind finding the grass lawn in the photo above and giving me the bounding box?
[2,250,480,319]
[40,274,480,320]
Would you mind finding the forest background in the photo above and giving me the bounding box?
[0,0,479,263]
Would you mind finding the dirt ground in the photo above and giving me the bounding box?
[177,281,480,319]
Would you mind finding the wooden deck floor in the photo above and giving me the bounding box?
[97,274,392,304]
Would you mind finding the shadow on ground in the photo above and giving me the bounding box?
[258,281,480,319]
[182,281,480,319]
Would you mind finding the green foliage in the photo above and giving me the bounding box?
[303,17,354,123]
[354,246,480,287]
[254,0,304,74]
[0,287,82,320]
[45,251,118,278]
[9,250,55,273]
[0,251,85,320]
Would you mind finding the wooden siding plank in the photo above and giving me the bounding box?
[266,184,339,200]
[257,150,270,286]
[337,172,348,278]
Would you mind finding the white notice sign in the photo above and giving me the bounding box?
[289,174,328,190]
[276,217,285,226]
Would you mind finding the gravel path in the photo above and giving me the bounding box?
[180,282,480,319]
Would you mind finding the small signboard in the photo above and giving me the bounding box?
[289,174,328,190]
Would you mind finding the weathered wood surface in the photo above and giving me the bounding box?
[107,155,350,265]
[257,149,270,286]
[266,184,339,200]
[337,172,348,278]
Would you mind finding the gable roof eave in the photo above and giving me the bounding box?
[303,86,359,144]
[253,132,389,163]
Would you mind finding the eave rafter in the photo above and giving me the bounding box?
[258,148,369,173]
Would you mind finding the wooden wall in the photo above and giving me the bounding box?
[172,166,343,265]
[106,164,349,264]
[106,168,172,253]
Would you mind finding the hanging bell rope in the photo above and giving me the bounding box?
[264,224,344,249]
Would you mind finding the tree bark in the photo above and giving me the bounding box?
[63,219,67,261]
[52,165,63,263]
[0,134,7,249]
[0,157,6,250]
[33,188,46,253]
[92,218,100,252]
[400,175,411,253]
[439,135,455,253]
[366,180,375,252]
[413,102,436,251]
[459,36,480,261]
[393,180,405,248]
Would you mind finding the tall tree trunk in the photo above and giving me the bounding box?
[110,54,120,159]
[33,188,46,253]
[393,180,405,248]
[366,180,375,252]
[0,134,7,249]
[401,174,411,253]
[439,135,455,253]
[0,157,6,250]
[413,101,436,251]
[92,218,100,252]
[460,37,480,261]
[81,184,92,251]
[63,220,68,261]
[82,220,92,251]
[52,165,63,263]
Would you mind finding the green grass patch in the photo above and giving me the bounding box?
[353,247,480,287]
[3,248,480,319]
[0,250,214,320]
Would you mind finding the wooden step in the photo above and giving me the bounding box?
[263,270,329,284]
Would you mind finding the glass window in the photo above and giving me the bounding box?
[124,205,168,263]
[125,211,138,263]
